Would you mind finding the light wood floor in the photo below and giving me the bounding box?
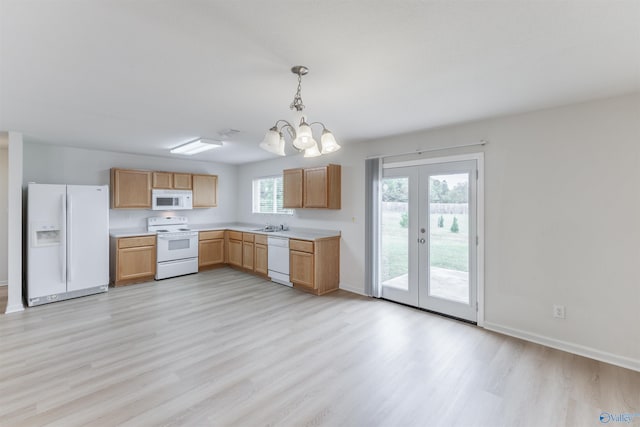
[1,268,638,427]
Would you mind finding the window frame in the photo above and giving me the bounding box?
[251,175,293,215]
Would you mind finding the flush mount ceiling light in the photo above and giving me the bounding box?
[170,138,223,155]
[260,66,341,158]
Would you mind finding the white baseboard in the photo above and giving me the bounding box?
[5,303,25,314]
[339,283,367,296]
[484,321,640,373]
[0,280,7,286]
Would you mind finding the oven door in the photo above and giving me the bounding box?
[156,233,198,262]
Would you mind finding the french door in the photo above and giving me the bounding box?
[380,159,478,322]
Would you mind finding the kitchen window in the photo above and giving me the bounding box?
[252,176,293,214]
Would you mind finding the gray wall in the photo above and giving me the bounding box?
[23,144,238,229]
[237,92,640,366]
[18,93,640,368]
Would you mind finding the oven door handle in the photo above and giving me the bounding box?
[158,258,197,265]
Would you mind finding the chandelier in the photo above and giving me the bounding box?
[259,66,341,157]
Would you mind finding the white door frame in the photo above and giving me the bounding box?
[384,153,485,327]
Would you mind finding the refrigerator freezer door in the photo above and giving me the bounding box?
[27,184,67,299]
[66,185,109,292]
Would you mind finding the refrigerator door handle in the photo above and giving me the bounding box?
[61,194,67,283]
[67,193,72,283]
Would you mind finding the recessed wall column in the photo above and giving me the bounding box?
[6,131,24,313]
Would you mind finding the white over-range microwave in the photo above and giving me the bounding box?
[151,189,193,210]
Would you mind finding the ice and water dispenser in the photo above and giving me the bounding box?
[31,223,61,247]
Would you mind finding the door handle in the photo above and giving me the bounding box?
[418,238,426,244]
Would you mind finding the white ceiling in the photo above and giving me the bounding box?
[1,1,639,164]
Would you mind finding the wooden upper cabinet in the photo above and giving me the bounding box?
[152,172,173,189]
[304,167,328,208]
[112,168,212,209]
[283,165,341,209]
[173,173,192,189]
[111,168,152,209]
[152,172,192,189]
[303,164,341,209]
[283,168,304,208]
[192,174,218,208]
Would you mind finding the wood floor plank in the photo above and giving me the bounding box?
[1,267,638,427]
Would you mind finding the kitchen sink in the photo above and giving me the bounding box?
[251,224,290,232]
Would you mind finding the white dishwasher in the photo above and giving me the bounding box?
[267,236,292,287]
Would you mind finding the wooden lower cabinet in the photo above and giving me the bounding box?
[111,235,156,286]
[110,230,337,294]
[227,238,243,268]
[289,237,340,295]
[199,230,225,270]
[290,250,314,287]
[255,243,268,275]
[242,233,255,270]
[243,242,254,270]
[224,232,268,277]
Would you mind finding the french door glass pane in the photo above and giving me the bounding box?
[428,173,469,303]
[381,177,409,290]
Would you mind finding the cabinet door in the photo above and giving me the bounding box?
[111,169,152,209]
[199,238,224,268]
[173,173,192,189]
[243,242,254,270]
[255,243,268,275]
[117,246,156,281]
[303,167,328,208]
[228,239,243,267]
[152,172,173,189]
[193,174,218,207]
[283,168,304,208]
[290,250,315,288]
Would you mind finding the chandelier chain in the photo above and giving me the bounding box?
[289,72,305,112]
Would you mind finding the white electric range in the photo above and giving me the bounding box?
[147,216,199,280]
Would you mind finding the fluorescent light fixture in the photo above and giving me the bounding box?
[170,138,222,155]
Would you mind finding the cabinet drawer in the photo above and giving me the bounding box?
[243,233,254,242]
[118,236,156,249]
[200,230,224,240]
[228,231,243,241]
[254,234,268,245]
[290,239,314,253]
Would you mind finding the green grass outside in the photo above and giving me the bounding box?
[381,210,469,282]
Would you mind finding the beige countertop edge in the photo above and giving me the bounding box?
[110,226,341,241]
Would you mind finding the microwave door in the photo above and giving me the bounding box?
[157,197,177,207]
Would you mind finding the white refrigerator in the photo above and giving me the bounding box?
[27,183,109,306]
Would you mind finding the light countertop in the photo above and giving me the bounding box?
[110,223,341,241]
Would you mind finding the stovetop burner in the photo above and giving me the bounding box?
[147,216,192,234]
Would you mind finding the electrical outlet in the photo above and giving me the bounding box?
[553,305,566,319]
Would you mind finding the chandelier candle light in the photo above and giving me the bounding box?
[259,66,341,157]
